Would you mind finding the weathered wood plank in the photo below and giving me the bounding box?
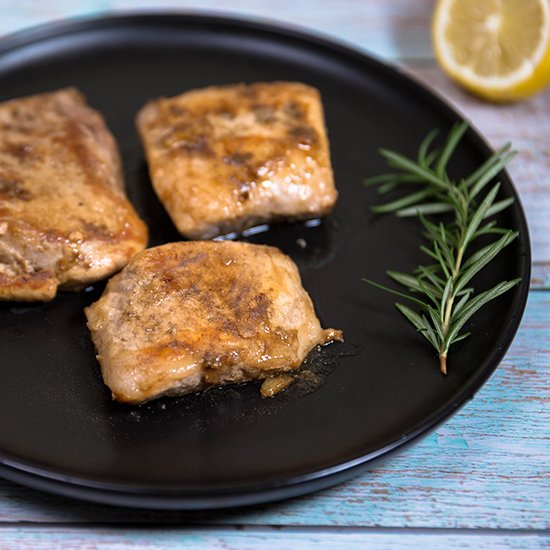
[531,265,550,290]
[0,527,548,550]
[0,291,547,529]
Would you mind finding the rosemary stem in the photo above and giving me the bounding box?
[439,353,447,375]
[442,295,455,336]
[453,246,465,279]
[439,240,465,374]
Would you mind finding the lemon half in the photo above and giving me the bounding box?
[432,0,550,101]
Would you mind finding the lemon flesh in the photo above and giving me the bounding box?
[433,0,550,101]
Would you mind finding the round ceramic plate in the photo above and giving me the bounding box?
[0,13,530,509]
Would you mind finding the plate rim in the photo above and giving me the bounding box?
[0,10,532,508]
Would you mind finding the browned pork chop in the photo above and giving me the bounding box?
[136,82,337,239]
[85,241,342,404]
[0,88,148,301]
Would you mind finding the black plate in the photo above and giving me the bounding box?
[0,13,530,509]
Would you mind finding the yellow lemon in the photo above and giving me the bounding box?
[432,0,550,102]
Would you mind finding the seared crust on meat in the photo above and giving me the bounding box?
[85,241,342,404]
[136,82,337,239]
[0,88,148,300]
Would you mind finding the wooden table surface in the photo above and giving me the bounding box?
[1,2,549,548]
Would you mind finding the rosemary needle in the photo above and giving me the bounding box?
[363,122,521,374]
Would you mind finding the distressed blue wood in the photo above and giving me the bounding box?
[0,291,547,530]
[0,527,549,550]
[532,265,550,289]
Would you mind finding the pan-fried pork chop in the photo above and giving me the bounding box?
[85,241,342,404]
[0,88,148,301]
[136,82,337,239]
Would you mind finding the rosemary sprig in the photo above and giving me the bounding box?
[363,122,521,374]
